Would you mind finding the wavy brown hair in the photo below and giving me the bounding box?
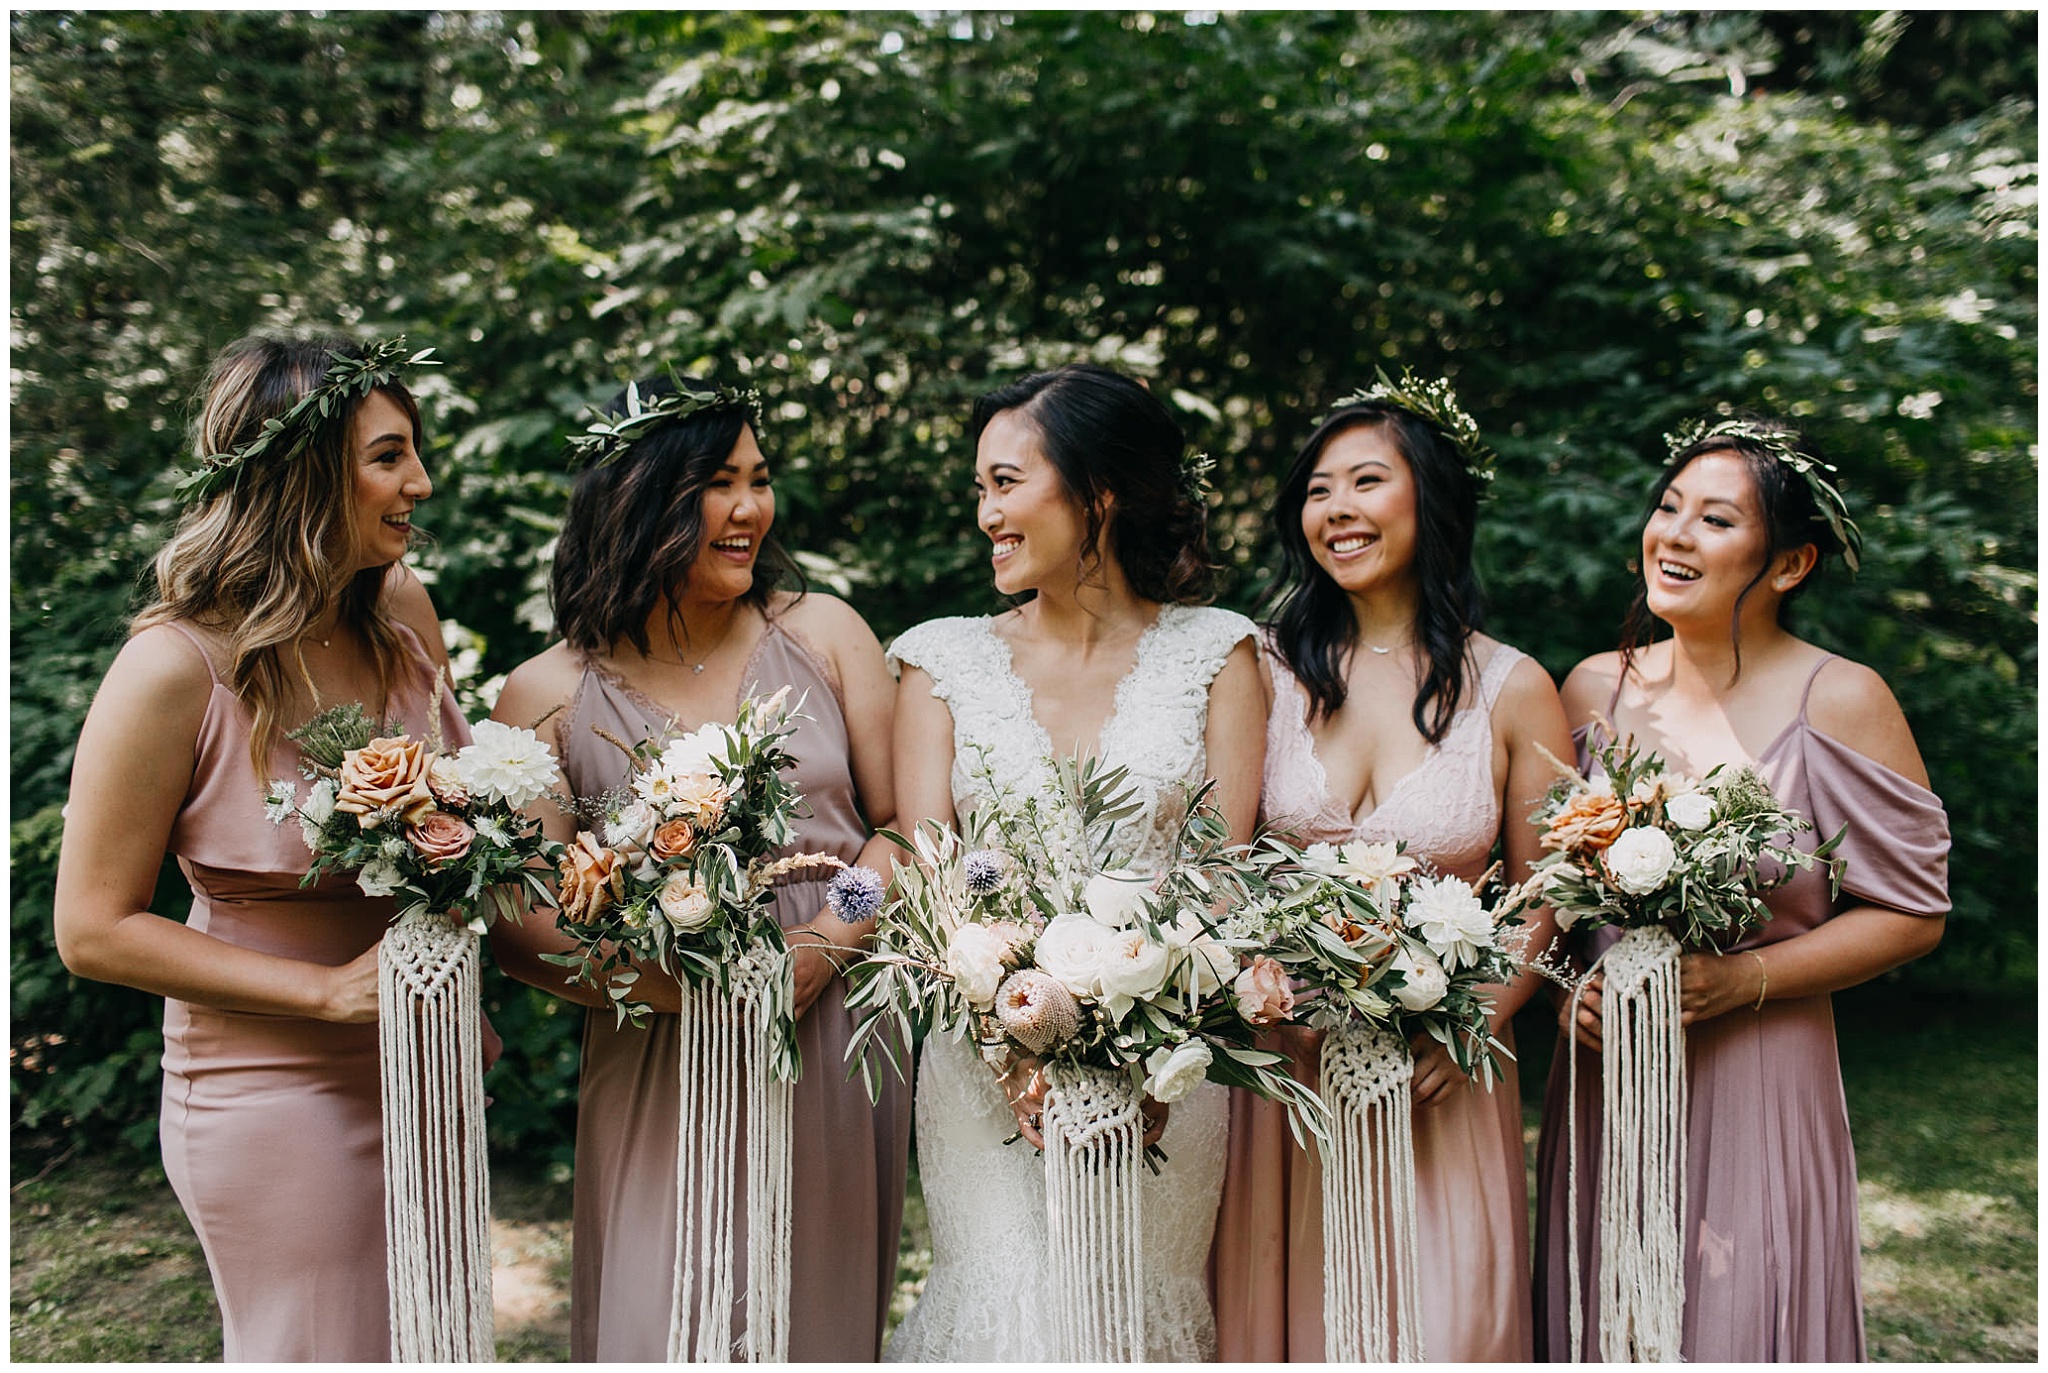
[133,334,424,778]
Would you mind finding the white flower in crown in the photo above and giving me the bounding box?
[455,720,560,809]
[1403,874,1497,971]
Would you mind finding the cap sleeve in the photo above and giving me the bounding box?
[1791,726,1951,918]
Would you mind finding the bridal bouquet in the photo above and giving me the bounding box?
[1219,837,1529,1362]
[265,697,562,1363]
[847,752,1324,1362]
[1530,730,1843,1363]
[543,686,857,1361]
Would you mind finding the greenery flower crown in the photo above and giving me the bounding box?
[172,336,438,507]
[564,373,762,470]
[1325,366,1496,485]
[1663,416,1863,571]
[1179,449,1216,504]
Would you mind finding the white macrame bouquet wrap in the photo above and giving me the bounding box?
[1042,1063,1148,1362]
[379,905,495,1362]
[1318,1022,1425,1362]
[1567,925,1686,1363]
[667,954,794,1363]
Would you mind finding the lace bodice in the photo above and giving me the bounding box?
[881,602,1252,1363]
[888,604,1256,876]
[1261,638,1526,882]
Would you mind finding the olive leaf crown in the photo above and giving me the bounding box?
[1663,416,1863,572]
[1179,449,1216,504]
[173,335,438,507]
[1324,366,1496,485]
[564,372,762,470]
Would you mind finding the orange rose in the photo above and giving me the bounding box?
[335,735,436,827]
[408,811,475,868]
[1540,790,1628,853]
[648,819,697,862]
[558,832,628,924]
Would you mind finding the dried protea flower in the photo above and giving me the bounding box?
[994,969,1081,1054]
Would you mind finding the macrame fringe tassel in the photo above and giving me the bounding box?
[1043,1064,1147,1362]
[1319,1023,1425,1362]
[668,972,794,1362]
[1566,926,1686,1363]
[379,907,495,1362]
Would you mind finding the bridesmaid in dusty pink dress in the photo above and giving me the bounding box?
[1209,377,1571,1361]
[491,376,910,1361]
[1533,418,1949,1361]
[53,334,464,1360]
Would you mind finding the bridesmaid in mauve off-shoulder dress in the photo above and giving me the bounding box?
[1209,381,1572,1361]
[54,334,463,1361]
[1533,418,1948,1361]
[491,376,909,1362]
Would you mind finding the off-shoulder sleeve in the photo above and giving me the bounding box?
[1793,726,1952,918]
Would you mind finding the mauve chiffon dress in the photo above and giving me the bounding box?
[561,620,912,1362]
[1210,639,1537,1362]
[1531,655,1951,1362]
[156,619,469,1362]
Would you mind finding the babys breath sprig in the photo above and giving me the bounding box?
[1663,416,1864,572]
[174,336,439,507]
[565,372,762,470]
[1326,366,1496,485]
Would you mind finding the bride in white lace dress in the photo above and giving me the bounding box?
[882,364,1265,1362]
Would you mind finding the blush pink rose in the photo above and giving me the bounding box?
[407,811,475,868]
[649,819,698,862]
[1233,955,1297,1027]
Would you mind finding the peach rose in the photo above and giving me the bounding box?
[558,832,628,924]
[1540,789,1628,853]
[335,735,436,827]
[648,819,697,862]
[408,811,475,868]
[1233,955,1297,1027]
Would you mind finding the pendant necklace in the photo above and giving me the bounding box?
[654,611,739,674]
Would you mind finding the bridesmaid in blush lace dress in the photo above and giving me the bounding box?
[490,377,910,1362]
[1209,379,1571,1362]
[1533,419,1949,1361]
[53,334,465,1361]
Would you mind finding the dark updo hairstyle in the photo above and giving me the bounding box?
[968,362,1215,606]
[1621,416,1842,681]
[1260,401,1486,744]
[551,376,802,654]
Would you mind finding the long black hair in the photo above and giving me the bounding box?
[1620,418,1842,682]
[551,376,802,654]
[969,363,1215,605]
[1260,402,1485,743]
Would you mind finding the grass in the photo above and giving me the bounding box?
[11,986,2033,1362]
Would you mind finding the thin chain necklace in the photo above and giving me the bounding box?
[646,609,743,674]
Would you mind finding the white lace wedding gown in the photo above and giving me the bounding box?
[882,604,1255,1362]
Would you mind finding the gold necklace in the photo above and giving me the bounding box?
[647,611,742,674]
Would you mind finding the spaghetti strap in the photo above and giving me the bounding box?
[1796,653,1838,723]
[157,622,220,685]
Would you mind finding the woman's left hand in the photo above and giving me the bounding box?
[1408,1033,1465,1108]
[789,927,841,1020]
[1677,949,1764,1026]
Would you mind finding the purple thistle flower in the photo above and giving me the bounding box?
[828,864,885,924]
[963,849,1006,897]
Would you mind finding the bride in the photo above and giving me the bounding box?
[882,363,1265,1361]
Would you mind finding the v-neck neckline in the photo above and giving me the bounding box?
[983,606,1170,765]
[583,616,778,735]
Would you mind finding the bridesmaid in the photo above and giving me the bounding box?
[1532,417,1949,1361]
[1210,375,1571,1361]
[53,333,464,1360]
[489,375,911,1361]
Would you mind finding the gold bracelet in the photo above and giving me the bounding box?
[1748,950,1768,1011]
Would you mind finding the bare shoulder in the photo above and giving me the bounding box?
[382,563,450,668]
[494,641,583,742]
[1559,649,1628,728]
[1803,655,1930,785]
[772,589,882,656]
[111,622,219,706]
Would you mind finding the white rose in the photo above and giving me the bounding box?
[1664,791,1715,832]
[657,873,718,934]
[1390,945,1449,1011]
[1142,1039,1213,1104]
[1095,926,1173,1018]
[1032,913,1118,1000]
[1083,873,1155,929]
[945,923,1011,1010]
[1403,875,1497,971]
[1164,912,1235,997]
[1605,825,1679,895]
